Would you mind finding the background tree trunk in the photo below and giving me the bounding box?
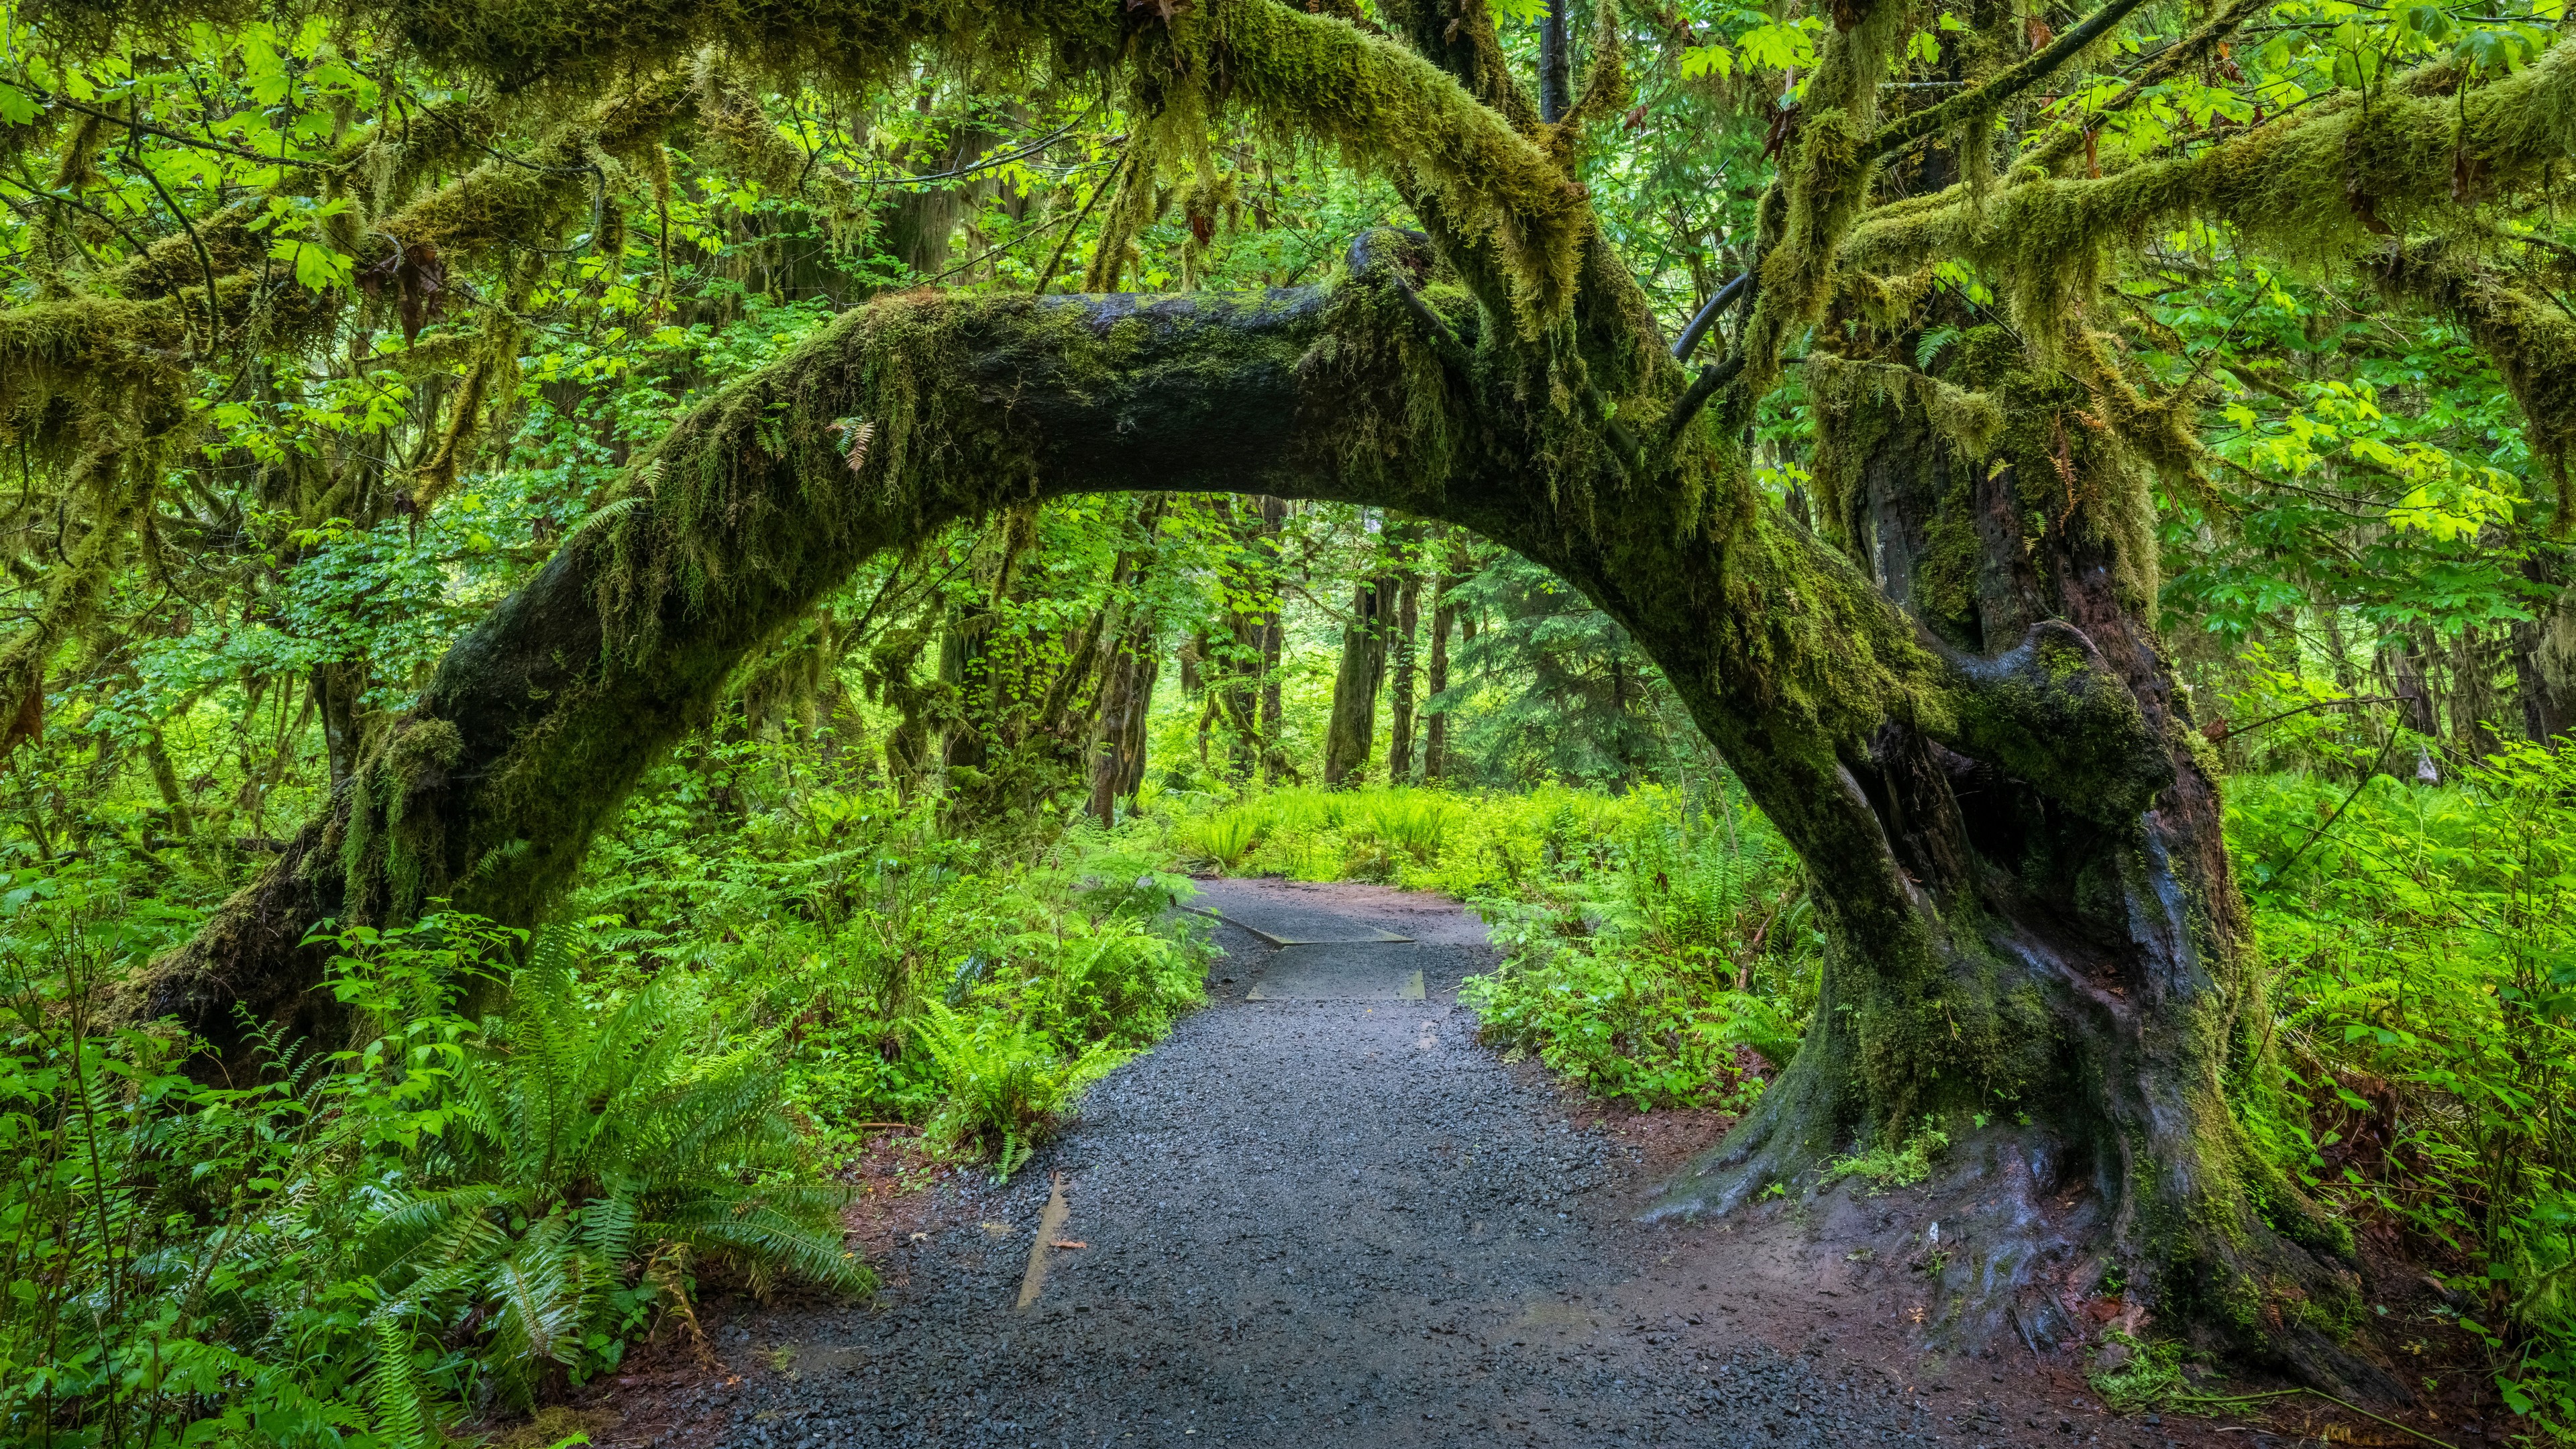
[1424,567,1455,783]
[1384,521,1424,783]
[1257,495,1291,784]
[2512,556,2576,745]
[2380,633,2444,781]
[1323,573,1395,788]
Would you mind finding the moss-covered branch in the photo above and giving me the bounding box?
[1865,0,2157,162]
[2016,0,2272,176]
[1843,41,2576,339]
[2364,237,2576,511]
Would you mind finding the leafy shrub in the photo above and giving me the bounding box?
[1180,806,1265,870]
[2228,742,2576,1434]
[911,1006,1128,1180]
[0,894,862,1446]
[573,769,1213,1158]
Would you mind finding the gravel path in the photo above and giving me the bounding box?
[620,880,2203,1449]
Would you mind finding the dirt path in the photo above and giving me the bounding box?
[594,880,2268,1449]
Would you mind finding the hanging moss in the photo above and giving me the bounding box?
[1203,0,1589,330]
[2367,238,2576,519]
[1844,41,2576,348]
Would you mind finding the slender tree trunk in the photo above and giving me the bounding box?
[2445,628,2505,761]
[1086,496,1171,824]
[2318,605,2361,693]
[1537,3,1570,123]
[1256,494,1291,784]
[1218,496,1278,782]
[937,602,995,779]
[312,662,363,790]
[2380,632,2443,781]
[142,727,194,838]
[1424,567,1456,783]
[1386,572,1421,783]
[1087,621,1157,825]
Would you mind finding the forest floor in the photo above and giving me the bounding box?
[575,880,2486,1449]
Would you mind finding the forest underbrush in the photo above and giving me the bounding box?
[1,729,1211,1444]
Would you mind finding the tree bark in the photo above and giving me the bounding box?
[1536,3,1571,124]
[1256,495,1291,784]
[1323,568,1395,789]
[1424,566,1456,783]
[2508,553,2573,746]
[2380,632,2444,782]
[1087,498,1171,824]
[1646,330,2385,1390]
[1387,570,1421,783]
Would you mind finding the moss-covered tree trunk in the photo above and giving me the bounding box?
[1322,573,1394,788]
[1423,568,1455,783]
[1619,332,2385,1386]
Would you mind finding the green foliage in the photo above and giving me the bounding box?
[569,731,1210,1159]
[2228,744,2576,1435]
[0,885,860,1446]
[1823,1116,1951,1189]
[910,1006,1128,1181]
[1174,780,1818,1112]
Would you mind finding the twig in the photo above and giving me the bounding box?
[2208,694,2401,743]
[1030,141,1131,296]
[2271,730,2401,877]
[1868,0,2159,161]
[2173,1387,2459,1449]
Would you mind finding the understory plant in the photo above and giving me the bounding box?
[2229,741,2576,1434]
[570,740,1211,1162]
[0,890,862,1448]
[1174,780,1818,1111]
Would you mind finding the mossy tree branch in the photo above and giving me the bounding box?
[1843,41,2576,340]
[1866,0,2158,162]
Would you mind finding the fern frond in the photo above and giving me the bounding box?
[366,1314,438,1449]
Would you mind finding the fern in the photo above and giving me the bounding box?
[366,1316,435,1449]
[360,924,869,1402]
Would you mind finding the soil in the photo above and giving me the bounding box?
[580,879,2506,1449]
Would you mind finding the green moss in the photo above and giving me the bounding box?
[1845,41,2576,350]
[2369,239,2576,518]
[1206,0,1588,331]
